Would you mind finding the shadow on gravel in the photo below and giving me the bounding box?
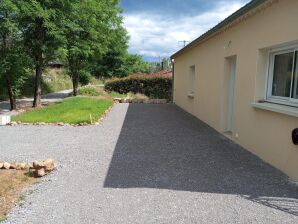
[104,104,298,216]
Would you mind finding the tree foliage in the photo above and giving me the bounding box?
[91,25,150,78]
[0,0,30,110]
[15,0,69,107]
[0,0,152,109]
[62,0,126,95]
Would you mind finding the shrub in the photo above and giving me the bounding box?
[79,71,92,86]
[105,75,172,100]
[78,86,100,96]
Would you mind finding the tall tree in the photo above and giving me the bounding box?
[91,26,129,78]
[15,0,68,107]
[0,0,29,110]
[62,0,125,95]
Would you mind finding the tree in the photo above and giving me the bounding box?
[0,0,30,110]
[148,58,172,74]
[120,54,150,76]
[91,26,129,78]
[62,0,125,96]
[15,0,68,107]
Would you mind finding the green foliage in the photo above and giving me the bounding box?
[105,76,173,100]
[121,54,150,76]
[14,0,72,106]
[92,25,150,78]
[0,0,150,105]
[91,26,128,78]
[61,0,125,95]
[16,0,68,66]
[0,0,31,107]
[0,49,31,97]
[12,97,113,124]
[78,86,100,96]
[78,70,92,86]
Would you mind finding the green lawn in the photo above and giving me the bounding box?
[12,97,113,124]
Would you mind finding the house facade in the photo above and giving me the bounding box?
[171,0,298,180]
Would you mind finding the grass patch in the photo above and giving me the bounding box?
[0,170,37,221]
[12,97,113,124]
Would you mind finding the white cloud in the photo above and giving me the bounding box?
[123,1,247,59]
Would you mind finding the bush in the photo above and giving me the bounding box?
[105,75,172,100]
[79,71,92,86]
[78,86,100,96]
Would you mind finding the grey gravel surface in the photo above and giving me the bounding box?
[0,103,298,224]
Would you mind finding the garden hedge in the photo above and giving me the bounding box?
[105,75,172,100]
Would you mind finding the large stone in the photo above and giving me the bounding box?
[36,168,46,177]
[43,159,55,172]
[33,159,55,177]
[16,162,27,170]
[3,162,11,169]
[0,162,3,169]
[10,163,17,169]
[33,160,44,169]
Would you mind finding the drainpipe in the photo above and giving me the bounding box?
[171,58,175,103]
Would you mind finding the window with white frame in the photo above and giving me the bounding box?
[188,65,196,96]
[267,45,298,106]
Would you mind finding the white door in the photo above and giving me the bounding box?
[227,58,236,132]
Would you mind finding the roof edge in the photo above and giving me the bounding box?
[171,0,268,59]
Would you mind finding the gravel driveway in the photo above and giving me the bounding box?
[0,103,298,223]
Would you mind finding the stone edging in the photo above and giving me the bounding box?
[0,159,56,178]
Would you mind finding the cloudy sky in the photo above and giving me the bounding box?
[120,0,250,61]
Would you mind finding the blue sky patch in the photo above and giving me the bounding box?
[120,0,250,62]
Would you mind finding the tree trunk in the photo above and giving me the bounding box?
[72,74,79,96]
[5,74,16,111]
[33,63,42,107]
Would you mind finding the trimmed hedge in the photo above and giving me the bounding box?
[105,76,172,100]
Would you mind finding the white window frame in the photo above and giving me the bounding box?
[266,44,298,107]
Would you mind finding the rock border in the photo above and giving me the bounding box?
[0,159,56,178]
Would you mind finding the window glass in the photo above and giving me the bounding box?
[292,51,298,99]
[271,52,293,98]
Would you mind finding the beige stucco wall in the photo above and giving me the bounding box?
[173,0,298,180]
